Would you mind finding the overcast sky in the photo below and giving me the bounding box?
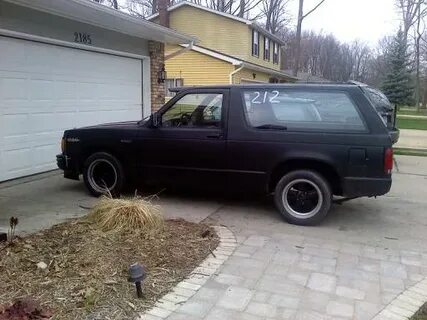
[287,0,400,45]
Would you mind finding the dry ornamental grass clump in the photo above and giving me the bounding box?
[87,196,164,233]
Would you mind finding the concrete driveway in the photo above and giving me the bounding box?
[1,155,427,319]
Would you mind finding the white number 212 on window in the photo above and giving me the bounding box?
[251,91,280,104]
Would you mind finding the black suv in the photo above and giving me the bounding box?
[57,84,394,225]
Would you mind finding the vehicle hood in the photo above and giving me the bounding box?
[78,120,141,130]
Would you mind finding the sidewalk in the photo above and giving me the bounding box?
[395,129,427,150]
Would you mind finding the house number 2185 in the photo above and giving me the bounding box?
[74,32,92,45]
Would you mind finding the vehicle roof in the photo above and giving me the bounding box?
[169,83,365,92]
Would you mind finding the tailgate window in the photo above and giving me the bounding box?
[242,89,367,132]
[362,87,395,129]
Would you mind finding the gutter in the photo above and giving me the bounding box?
[229,64,244,84]
[241,62,298,81]
[165,41,194,60]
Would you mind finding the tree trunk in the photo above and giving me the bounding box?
[422,83,427,109]
[293,0,304,77]
[415,3,422,111]
[238,0,245,17]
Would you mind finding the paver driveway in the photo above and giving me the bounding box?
[1,155,427,319]
[148,155,427,320]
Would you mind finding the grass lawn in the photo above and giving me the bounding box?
[396,117,427,130]
[398,108,427,116]
[395,148,427,157]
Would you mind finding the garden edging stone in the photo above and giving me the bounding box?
[373,277,427,320]
[137,226,236,320]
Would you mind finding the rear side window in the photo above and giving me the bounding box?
[242,89,366,132]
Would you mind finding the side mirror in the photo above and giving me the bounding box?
[150,112,160,128]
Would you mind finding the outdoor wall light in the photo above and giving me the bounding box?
[128,263,146,298]
[158,64,167,84]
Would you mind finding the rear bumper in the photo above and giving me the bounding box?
[389,128,400,144]
[342,177,392,197]
[56,154,79,180]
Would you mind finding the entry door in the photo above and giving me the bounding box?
[0,36,143,182]
[138,89,228,188]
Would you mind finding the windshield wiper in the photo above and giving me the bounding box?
[255,124,288,131]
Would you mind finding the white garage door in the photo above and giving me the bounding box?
[0,36,143,182]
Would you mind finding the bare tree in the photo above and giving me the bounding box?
[260,0,291,34]
[233,0,263,18]
[350,40,371,81]
[92,0,119,9]
[292,0,327,76]
[126,0,157,16]
[396,0,425,44]
[281,30,383,85]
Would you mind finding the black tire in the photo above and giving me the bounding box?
[83,152,125,197]
[274,170,332,226]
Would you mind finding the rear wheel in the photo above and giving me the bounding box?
[274,170,332,226]
[83,152,124,197]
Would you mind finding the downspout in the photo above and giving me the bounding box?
[165,41,194,60]
[229,64,244,84]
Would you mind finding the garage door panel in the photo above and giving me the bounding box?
[3,113,30,136]
[2,148,32,173]
[1,77,28,100]
[0,36,143,182]
[29,79,55,100]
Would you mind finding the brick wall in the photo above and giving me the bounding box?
[149,41,165,112]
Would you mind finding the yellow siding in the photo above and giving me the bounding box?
[232,68,271,84]
[165,44,234,85]
[167,6,280,70]
[246,34,281,70]
[169,7,248,61]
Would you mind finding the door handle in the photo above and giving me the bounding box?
[206,133,222,139]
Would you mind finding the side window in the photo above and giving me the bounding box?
[242,89,366,132]
[162,93,223,128]
[264,37,270,61]
[273,42,279,64]
[165,78,184,97]
[252,30,259,57]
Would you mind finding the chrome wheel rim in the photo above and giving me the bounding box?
[282,179,323,219]
[87,159,117,194]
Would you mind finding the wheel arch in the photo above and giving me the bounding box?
[268,157,342,195]
[79,146,126,173]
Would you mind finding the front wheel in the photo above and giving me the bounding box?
[83,152,124,197]
[274,170,332,226]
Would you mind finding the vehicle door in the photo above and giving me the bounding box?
[137,89,229,188]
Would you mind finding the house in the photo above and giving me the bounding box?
[0,0,195,182]
[147,1,297,95]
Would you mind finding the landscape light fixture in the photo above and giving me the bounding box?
[128,263,146,298]
[158,64,167,84]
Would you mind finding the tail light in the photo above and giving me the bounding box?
[384,147,393,174]
[61,138,65,153]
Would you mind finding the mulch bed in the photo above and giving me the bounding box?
[0,219,219,319]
